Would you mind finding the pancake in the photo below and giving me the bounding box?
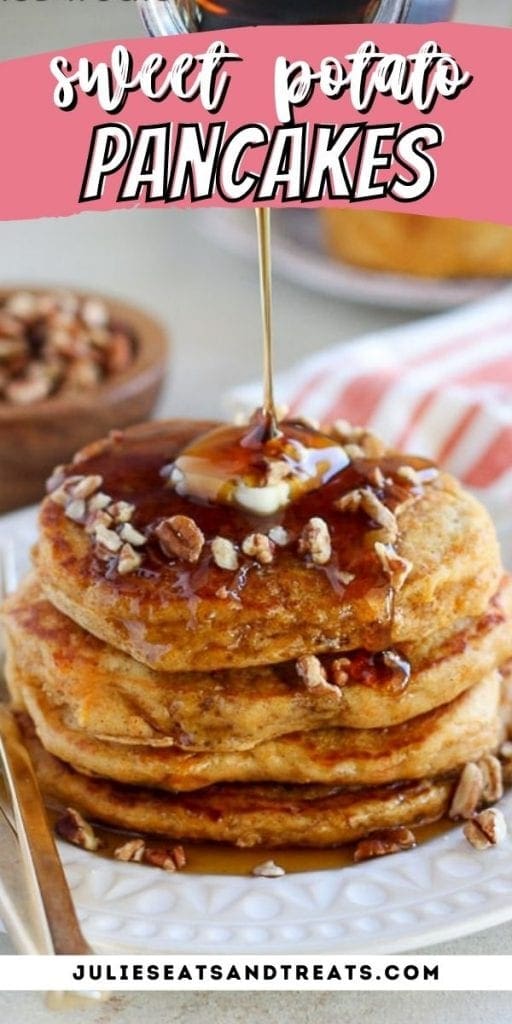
[18,713,455,848]
[320,210,512,278]
[16,670,503,791]
[3,574,512,747]
[35,419,502,672]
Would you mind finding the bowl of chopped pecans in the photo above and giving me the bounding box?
[0,286,169,512]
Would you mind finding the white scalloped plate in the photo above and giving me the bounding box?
[2,504,512,955]
[202,209,506,313]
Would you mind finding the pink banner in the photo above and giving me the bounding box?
[0,23,510,223]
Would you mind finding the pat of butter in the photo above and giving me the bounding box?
[170,459,292,514]
[165,419,349,516]
[234,481,290,515]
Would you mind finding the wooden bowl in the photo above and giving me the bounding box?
[0,288,169,513]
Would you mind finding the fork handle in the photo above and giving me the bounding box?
[0,709,90,955]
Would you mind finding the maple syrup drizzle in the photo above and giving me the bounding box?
[44,419,437,659]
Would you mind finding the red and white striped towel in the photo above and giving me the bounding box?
[227,287,512,562]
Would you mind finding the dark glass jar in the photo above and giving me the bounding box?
[137,0,412,36]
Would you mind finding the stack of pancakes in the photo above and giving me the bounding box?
[2,418,511,848]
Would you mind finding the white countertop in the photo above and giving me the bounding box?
[1,1,511,1019]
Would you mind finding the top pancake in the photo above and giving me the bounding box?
[35,419,502,672]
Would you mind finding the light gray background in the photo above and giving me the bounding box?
[1,1,511,1020]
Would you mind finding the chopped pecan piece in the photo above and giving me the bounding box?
[81,297,108,329]
[67,359,101,389]
[117,543,142,575]
[55,807,100,852]
[335,490,362,513]
[360,490,397,538]
[290,414,318,430]
[85,509,113,535]
[463,808,507,850]
[114,838,145,862]
[251,860,286,878]
[298,517,331,565]
[478,754,503,804]
[120,522,147,547]
[108,500,135,523]
[48,486,71,507]
[87,492,112,513]
[211,536,239,571]
[344,443,365,459]
[374,541,412,591]
[369,466,385,488]
[331,657,350,687]
[45,465,66,493]
[337,570,355,586]
[396,465,423,485]
[330,421,386,459]
[329,419,357,441]
[171,844,187,870]
[449,762,484,820]
[65,498,86,523]
[0,314,26,340]
[242,533,274,564]
[70,475,103,500]
[359,434,386,459]
[88,328,110,350]
[296,655,341,694]
[156,515,205,563]
[335,488,397,541]
[354,827,416,862]
[6,372,52,405]
[296,655,328,688]
[47,325,81,359]
[396,465,439,486]
[143,846,187,872]
[4,290,37,321]
[48,474,82,507]
[94,523,122,553]
[143,848,176,871]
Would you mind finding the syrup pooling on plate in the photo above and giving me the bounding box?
[46,803,454,876]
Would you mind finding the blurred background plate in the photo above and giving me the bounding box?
[203,210,507,313]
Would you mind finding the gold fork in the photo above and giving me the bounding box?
[0,544,97,966]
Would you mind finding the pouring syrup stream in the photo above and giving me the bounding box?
[170,208,349,512]
[255,207,278,436]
